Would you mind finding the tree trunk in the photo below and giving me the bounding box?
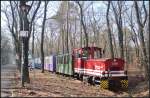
[72,16,77,49]
[66,1,69,53]
[111,1,124,58]
[41,1,48,73]
[76,2,88,47]
[62,26,65,53]
[19,1,30,84]
[106,1,114,59]
[32,22,35,58]
[15,40,21,72]
[23,39,30,83]
[112,34,118,57]
[80,18,82,48]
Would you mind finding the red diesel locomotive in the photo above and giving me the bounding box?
[34,46,128,89]
[72,47,128,89]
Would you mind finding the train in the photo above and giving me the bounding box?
[31,46,128,89]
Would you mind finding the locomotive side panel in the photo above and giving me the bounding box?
[75,58,82,73]
[85,60,105,77]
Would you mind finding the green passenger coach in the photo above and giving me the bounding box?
[56,54,73,76]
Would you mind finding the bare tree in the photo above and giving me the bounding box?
[41,1,49,73]
[0,1,24,72]
[66,1,69,53]
[134,1,149,80]
[76,1,88,47]
[106,1,114,58]
[125,6,140,58]
[3,1,41,83]
[111,1,124,58]
[20,1,41,83]
[32,22,35,59]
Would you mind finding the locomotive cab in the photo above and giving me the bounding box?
[73,47,104,80]
[72,47,102,74]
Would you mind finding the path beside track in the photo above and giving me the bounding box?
[1,64,17,97]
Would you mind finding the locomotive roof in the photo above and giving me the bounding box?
[89,58,124,62]
[73,47,102,51]
[92,58,111,61]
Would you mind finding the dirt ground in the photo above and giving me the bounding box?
[12,69,149,97]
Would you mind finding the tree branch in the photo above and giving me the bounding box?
[28,1,41,39]
[142,1,148,26]
[134,1,143,27]
[27,1,34,14]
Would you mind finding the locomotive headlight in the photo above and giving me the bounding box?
[102,71,105,75]
[100,66,103,69]
[124,70,127,75]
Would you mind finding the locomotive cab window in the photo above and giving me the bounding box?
[74,51,81,58]
[94,50,101,59]
[82,50,88,59]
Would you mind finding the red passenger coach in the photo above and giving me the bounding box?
[72,47,128,89]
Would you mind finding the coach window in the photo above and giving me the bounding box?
[65,55,68,64]
[59,57,61,64]
[60,56,63,64]
[66,55,68,63]
[56,57,58,64]
[66,55,69,64]
[63,56,65,64]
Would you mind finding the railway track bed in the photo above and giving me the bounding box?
[12,69,149,97]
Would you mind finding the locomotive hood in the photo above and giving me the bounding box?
[86,58,125,71]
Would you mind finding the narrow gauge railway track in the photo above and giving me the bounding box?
[30,69,128,92]
[26,69,130,97]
